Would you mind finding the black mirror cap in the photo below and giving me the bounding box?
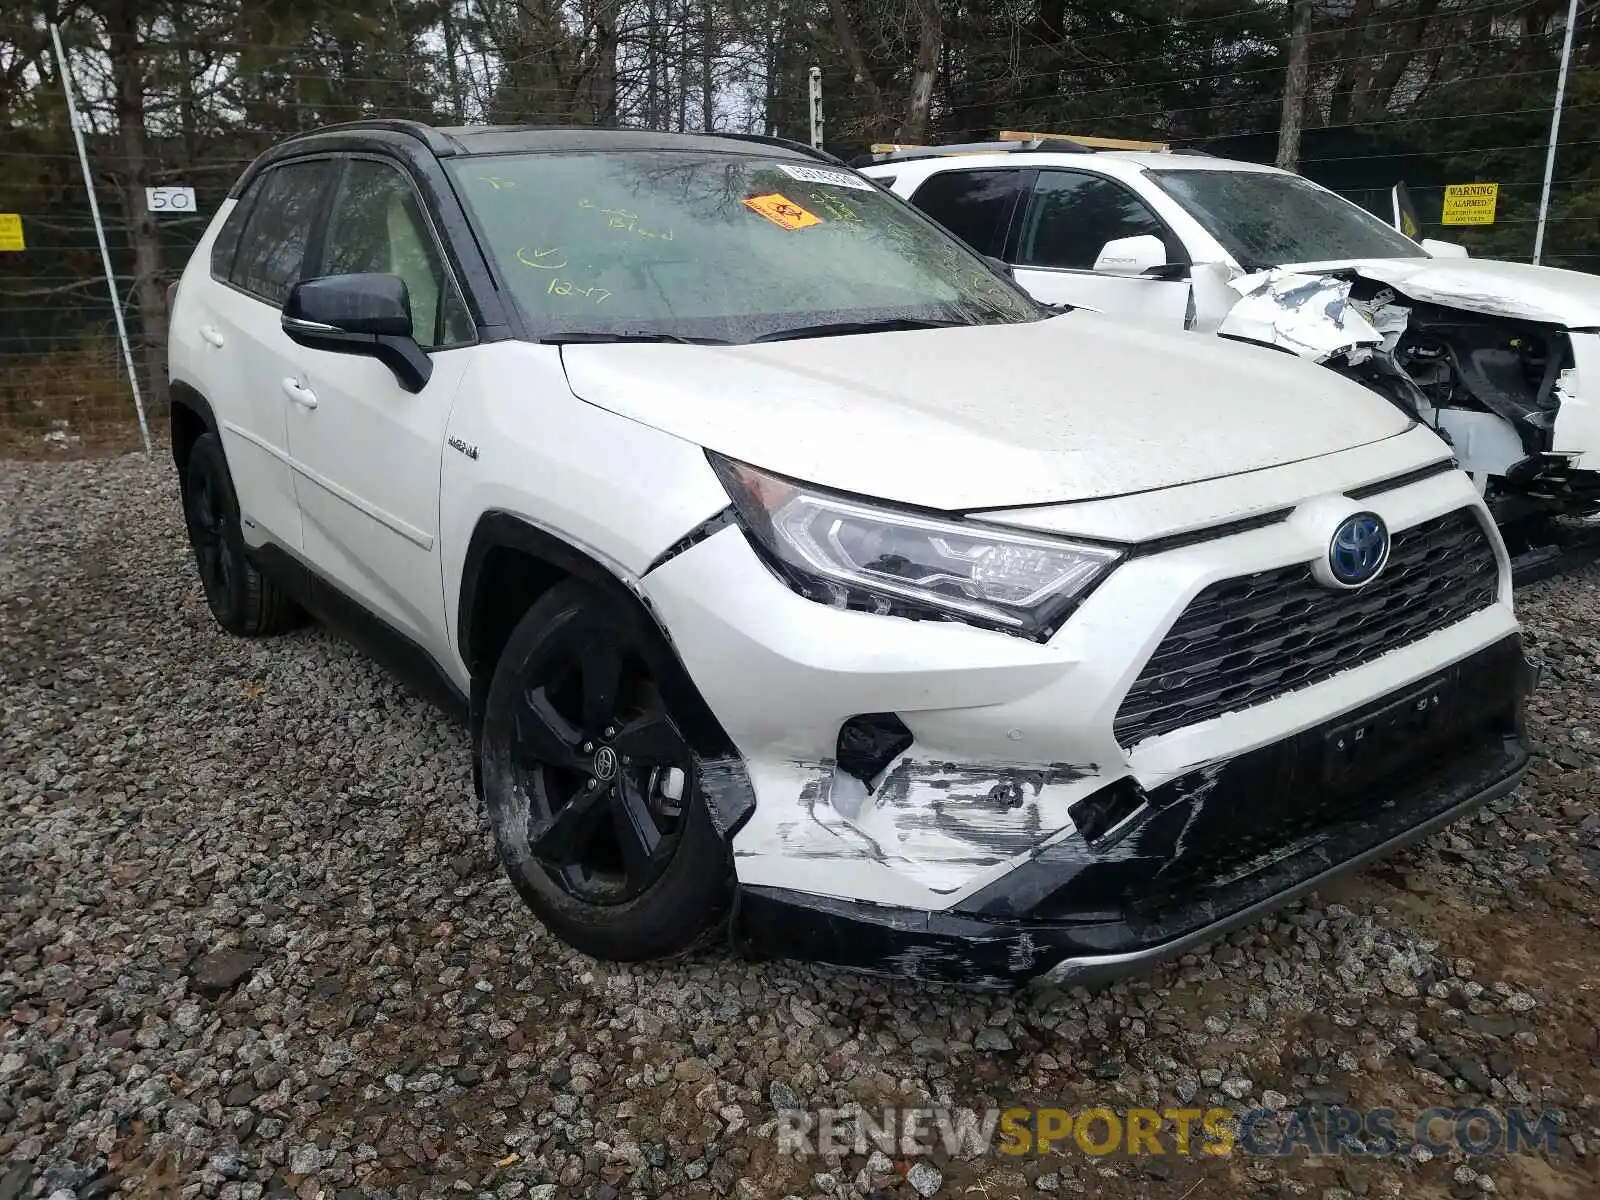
[280,273,433,394]
[284,273,414,338]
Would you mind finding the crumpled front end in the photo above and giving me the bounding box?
[1211,265,1600,522]
[642,452,1529,988]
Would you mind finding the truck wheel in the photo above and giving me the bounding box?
[181,432,301,637]
[479,580,732,961]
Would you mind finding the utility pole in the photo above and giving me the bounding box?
[1533,0,1580,264]
[808,66,823,149]
[1275,0,1313,171]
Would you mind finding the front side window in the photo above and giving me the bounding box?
[320,159,474,350]
[1017,171,1179,271]
[1148,169,1426,268]
[229,159,333,306]
[450,152,1038,343]
[906,169,1026,258]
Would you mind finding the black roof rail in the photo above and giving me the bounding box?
[711,132,851,167]
[1170,147,1215,157]
[294,118,462,155]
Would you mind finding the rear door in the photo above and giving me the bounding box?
[1010,169,1192,327]
[904,167,1031,262]
[282,155,475,660]
[205,158,338,551]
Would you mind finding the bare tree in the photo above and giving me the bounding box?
[900,0,941,142]
[1276,0,1313,169]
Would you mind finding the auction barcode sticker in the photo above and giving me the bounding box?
[777,163,875,191]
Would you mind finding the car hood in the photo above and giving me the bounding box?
[559,313,1415,511]
[1285,256,1600,327]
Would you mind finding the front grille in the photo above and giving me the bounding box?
[1113,508,1498,747]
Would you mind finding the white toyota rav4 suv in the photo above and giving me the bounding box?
[168,121,1533,988]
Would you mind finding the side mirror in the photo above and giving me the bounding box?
[282,273,433,393]
[1094,233,1176,278]
[1420,238,1469,259]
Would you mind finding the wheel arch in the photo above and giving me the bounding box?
[169,381,219,478]
[456,511,753,837]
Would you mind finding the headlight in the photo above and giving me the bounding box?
[710,454,1121,640]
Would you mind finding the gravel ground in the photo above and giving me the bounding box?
[3,453,1599,1200]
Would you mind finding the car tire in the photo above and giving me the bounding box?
[479,580,733,962]
[181,432,302,637]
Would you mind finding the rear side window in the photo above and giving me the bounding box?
[229,160,334,306]
[1018,171,1184,270]
[907,169,1027,258]
[209,181,262,280]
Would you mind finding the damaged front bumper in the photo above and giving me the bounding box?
[733,635,1533,989]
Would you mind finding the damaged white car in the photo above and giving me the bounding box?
[172,122,1535,990]
[863,144,1600,527]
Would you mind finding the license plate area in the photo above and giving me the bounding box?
[1323,675,1457,785]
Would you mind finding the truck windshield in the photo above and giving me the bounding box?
[447,150,1040,343]
[1147,169,1427,268]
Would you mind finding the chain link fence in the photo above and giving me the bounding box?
[3,2,1596,458]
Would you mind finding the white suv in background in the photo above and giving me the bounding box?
[862,141,1600,527]
[168,120,1532,989]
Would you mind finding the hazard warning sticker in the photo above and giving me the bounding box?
[743,193,821,230]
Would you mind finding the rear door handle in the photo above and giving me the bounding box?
[281,377,318,409]
[199,325,225,347]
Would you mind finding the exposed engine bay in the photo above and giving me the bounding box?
[1212,268,1597,526]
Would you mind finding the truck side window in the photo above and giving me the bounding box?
[907,169,1027,259]
[1019,171,1184,270]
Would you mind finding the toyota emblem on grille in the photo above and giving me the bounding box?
[1327,512,1390,587]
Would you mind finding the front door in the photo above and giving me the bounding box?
[1009,169,1192,329]
[282,156,477,664]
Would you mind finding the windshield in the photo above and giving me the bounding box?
[1147,169,1427,268]
[447,150,1039,342]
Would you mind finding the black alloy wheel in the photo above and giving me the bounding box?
[187,456,236,607]
[480,581,732,961]
[181,432,301,637]
[510,632,693,903]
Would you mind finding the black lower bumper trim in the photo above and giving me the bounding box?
[733,638,1532,989]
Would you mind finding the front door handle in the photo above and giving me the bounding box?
[281,377,318,409]
[199,325,225,347]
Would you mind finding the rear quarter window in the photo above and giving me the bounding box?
[208,185,261,281]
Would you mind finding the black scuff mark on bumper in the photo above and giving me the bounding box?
[873,758,1097,860]
[749,758,1103,880]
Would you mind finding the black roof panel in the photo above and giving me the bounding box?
[294,119,827,161]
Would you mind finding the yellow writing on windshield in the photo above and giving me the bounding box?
[577,199,673,240]
[516,246,568,270]
[810,192,861,223]
[548,278,611,304]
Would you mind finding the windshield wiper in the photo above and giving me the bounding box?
[751,317,975,343]
[538,331,732,346]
